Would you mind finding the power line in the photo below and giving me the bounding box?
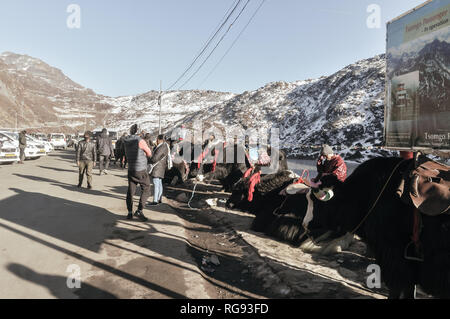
[178,0,251,90]
[198,0,266,89]
[166,0,243,91]
[192,0,241,62]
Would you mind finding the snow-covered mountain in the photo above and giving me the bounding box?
[0,52,117,131]
[174,54,388,159]
[388,39,450,114]
[0,51,392,160]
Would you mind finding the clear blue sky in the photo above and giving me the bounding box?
[0,0,426,97]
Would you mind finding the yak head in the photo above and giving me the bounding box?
[225,177,249,209]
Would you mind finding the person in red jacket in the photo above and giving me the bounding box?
[313,144,347,183]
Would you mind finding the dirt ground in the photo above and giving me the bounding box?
[164,180,389,299]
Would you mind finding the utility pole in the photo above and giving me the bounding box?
[84,107,87,132]
[158,80,162,134]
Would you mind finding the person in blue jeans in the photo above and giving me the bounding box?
[148,134,169,206]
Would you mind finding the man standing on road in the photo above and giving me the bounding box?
[148,134,169,206]
[97,128,113,175]
[76,131,97,189]
[124,124,153,221]
[18,130,27,164]
[114,132,126,168]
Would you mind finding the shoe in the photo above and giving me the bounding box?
[87,185,92,190]
[158,199,163,204]
[134,210,148,222]
[148,202,159,206]
[77,183,82,188]
[103,170,108,175]
[126,212,133,220]
[18,161,24,164]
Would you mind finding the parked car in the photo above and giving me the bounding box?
[67,134,79,148]
[48,133,67,150]
[0,136,19,164]
[0,131,44,159]
[32,133,52,144]
[27,134,52,155]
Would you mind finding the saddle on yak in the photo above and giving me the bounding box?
[396,155,450,216]
[395,155,449,262]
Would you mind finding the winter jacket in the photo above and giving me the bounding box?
[96,132,113,156]
[19,132,27,149]
[149,142,169,178]
[115,136,124,153]
[316,154,347,182]
[124,135,152,172]
[76,139,97,162]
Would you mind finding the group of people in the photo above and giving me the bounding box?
[76,124,171,222]
[75,128,115,189]
[76,123,347,222]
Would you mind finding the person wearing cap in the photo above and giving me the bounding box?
[123,124,153,221]
[313,144,347,183]
[76,131,97,189]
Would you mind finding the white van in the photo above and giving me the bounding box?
[49,133,67,150]
[0,137,19,164]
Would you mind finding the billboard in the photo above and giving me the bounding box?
[385,0,450,150]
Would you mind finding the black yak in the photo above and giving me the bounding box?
[226,170,297,213]
[167,140,289,192]
[200,144,289,191]
[261,157,450,298]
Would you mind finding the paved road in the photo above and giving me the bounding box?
[0,151,213,298]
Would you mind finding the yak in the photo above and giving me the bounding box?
[228,169,345,249]
[166,140,289,192]
[199,144,289,191]
[226,170,297,213]
[252,157,450,298]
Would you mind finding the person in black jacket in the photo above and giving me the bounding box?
[148,134,169,206]
[76,131,97,189]
[18,130,27,164]
[96,128,113,175]
[114,132,127,168]
[123,124,153,221]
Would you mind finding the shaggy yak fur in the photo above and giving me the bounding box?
[226,170,297,213]
[166,141,289,192]
[248,157,450,299]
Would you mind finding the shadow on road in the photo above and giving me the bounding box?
[38,165,77,173]
[0,188,258,298]
[13,174,126,201]
[7,263,117,299]
[0,188,120,252]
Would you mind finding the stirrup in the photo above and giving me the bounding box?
[404,241,424,262]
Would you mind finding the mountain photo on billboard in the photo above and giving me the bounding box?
[387,17,450,149]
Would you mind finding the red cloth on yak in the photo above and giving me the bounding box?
[294,169,310,185]
[197,143,224,172]
[197,151,207,169]
[247,171,261,202]
[243,168,253,178]
[316,155,347,182]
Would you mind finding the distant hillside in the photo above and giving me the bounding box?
[0,51,395,160]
